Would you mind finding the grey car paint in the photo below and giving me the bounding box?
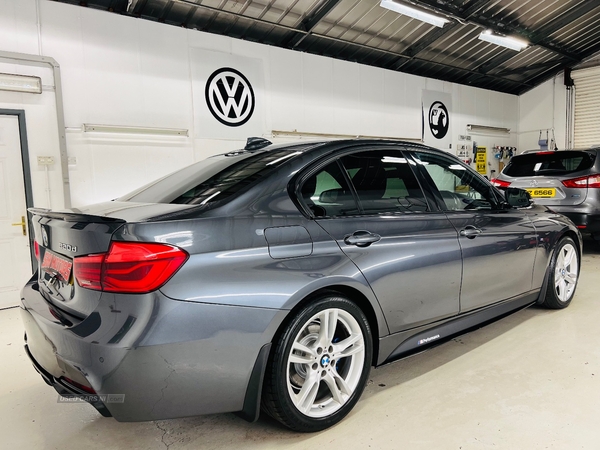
[21,139,581,423]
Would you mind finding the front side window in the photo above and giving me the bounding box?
[340,150,429,214]
[413,152,497,211]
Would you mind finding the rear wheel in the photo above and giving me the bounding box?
[262,295,372,432]
[541,237,580,309]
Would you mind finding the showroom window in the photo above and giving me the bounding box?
[413,152,497,211]
[340,150,429,214]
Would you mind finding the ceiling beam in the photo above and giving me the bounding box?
[459,1,600,86]
[406,0,584,62]
[388,22,460,71]
[282,0,342,49]
[518,40,600,95]
[388,0,489,71]
[158,0,174,23]
[495,60,561,77]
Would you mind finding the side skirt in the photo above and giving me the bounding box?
[378,291,539,366]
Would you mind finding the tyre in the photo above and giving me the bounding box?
[262,295,372,432]
[541,237,580,309]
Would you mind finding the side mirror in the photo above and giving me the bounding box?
[505,187,532,208]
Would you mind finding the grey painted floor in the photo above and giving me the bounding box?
[2,239,599,450]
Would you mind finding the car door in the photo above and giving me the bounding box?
[409,149,538,313]
[298,146,462,334]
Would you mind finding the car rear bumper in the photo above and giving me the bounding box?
[20,279,285,421]
[555,212,600,233]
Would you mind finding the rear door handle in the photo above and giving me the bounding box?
[460,226,482,239]
[344,230,381,247]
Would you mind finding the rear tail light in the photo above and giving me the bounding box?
[561,175,600,188]
[34,241,40,261]
[490,178,511,188]
[73,242,188,294]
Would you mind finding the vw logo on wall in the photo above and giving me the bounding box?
[205,67,255,127]
[428,101,449,139]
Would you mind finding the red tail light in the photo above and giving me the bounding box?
[490,178,511,188]
[561,175,600,188]
[61,377,96,394]
[34,241,40,261]
[73,242,188,294]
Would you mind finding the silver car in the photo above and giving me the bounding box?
[21,139,581,432]
[492,149,600,242]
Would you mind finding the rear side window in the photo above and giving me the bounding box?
[300,162,359,217]
[504,151,595,177]
[119,148,305,205]
[341,150,429,214]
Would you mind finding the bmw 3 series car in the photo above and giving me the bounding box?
[491,148,600,242]
[21,139,581,432]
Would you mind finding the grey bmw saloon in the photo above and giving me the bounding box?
[21,139,581,432]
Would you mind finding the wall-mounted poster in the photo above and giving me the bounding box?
[191,49,265,140]
[476,146,487,175]
[422,90,452,150]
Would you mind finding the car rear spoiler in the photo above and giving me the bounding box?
[28,208,126,223]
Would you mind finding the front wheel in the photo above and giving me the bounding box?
[262,295,372,432]
[541,237,580,309]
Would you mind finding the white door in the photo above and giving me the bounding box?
[0,115,32,308]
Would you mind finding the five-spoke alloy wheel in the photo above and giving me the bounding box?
[262,295,372,432]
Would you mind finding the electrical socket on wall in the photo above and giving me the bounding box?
[37,156,55,166]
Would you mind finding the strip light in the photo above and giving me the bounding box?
[380,0,449,28]
[83,124,188,136]
[467,124,511,135]
[0,72,42,94]
[478,30,528,51]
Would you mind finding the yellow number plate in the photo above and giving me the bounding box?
[526,188,556,198]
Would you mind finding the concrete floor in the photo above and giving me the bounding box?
[1,240,599,450]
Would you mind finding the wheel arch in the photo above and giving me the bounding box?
[274,285,384,367]
[536,229,581,305]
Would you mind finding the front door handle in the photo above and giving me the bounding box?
[11,215,26,236]
[460,225,482,239]
[344,230,381,247]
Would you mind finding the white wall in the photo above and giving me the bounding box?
[0,0,519,207]
[518,73,568,152]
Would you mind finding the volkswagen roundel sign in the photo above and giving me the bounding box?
[428,101,449,139]
[205,67,255,127]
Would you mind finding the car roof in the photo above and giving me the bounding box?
[519,148,599,155]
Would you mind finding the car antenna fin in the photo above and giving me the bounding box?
[245,137,272,151]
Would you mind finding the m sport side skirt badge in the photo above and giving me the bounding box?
[418,335,441,346]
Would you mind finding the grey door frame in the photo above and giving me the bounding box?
[0,109,36,271]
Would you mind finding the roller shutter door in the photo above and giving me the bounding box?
[573,66,600,148]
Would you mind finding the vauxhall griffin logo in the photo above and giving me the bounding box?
[428,101,449,139]
[205,67,255,127]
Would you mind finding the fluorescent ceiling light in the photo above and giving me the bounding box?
[380,0,449,28]
[478,30,528,51]
[83,124,188,136]
[0,73,42,94]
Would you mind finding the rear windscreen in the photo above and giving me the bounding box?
[118,148,306,205]
[503,151,596,177]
